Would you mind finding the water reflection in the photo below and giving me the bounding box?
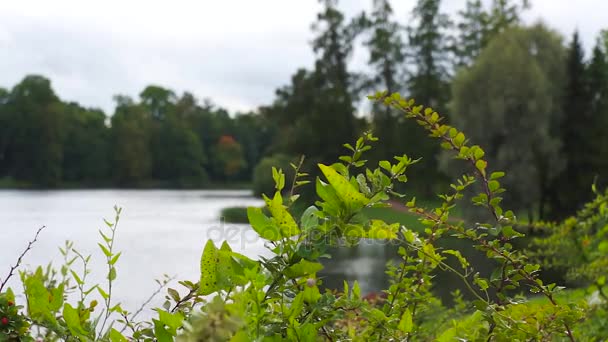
[319,237,497,305]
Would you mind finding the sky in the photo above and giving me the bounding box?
[0,0,606,114]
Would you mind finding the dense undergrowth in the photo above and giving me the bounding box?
[1,92,607,341]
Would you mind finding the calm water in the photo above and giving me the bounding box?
[0,189,487,319]
[0,189,266,316]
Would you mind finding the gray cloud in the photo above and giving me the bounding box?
[0,0,606,114]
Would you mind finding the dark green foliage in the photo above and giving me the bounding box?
[550,32,608,218]
[405,0,453,196]
[219,206,250,224]
[62,103,110,183]
[110,96,153,186]
[1,75,65,187]
[450,25,565,220]
[454,0,530,67]
[252,154,296,197]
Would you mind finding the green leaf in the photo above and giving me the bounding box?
[98,243,111,257]
[110,252,122,265]
[97,286,109,300]
[379,160,392,171]
[153,319,173,342]
[284,260,324,278]
[263,192,300,238]
[490,172,505,180]
[300,206,319,232]
[247,207,281,241]
[366,220,399,240]
[318,164,369,210]
[443,250,470,269]
[157,310,184,334]
[453,132,465,147]
[398,308,413,333]
[353,281,361,299]
[109,328,128,342]
[488,180,500,192]
[63,303,88,337]
[199,240,219,295]
[70,270,83,285]
[167,288,180,302]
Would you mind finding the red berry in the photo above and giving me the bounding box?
[1,317,8,325]
[7,300,14,306]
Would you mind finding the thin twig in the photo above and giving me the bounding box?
[0,226,45,292]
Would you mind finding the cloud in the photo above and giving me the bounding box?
[0,0,606,114]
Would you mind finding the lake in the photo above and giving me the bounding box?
[0,189,268,316]
[0,189,392,318]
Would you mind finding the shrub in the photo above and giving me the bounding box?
[251,154,297,197]
[219,206,249,224]
[1,92,598,341]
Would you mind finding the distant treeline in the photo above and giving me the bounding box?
[1,0,608,221]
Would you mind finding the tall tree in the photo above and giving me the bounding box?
[588,35,608,189]
[550,32,596,217]
[0,88,10,177]
[406,0,452,195]
[454,0,530,68]
[3,75,65,186]
[450,25,566,220]
[361,0,408,165]
[307,0,360,162]
[62,103,110,183]
[110,96,152,185]
[266,0,360,167]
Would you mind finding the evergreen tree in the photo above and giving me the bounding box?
[266,0,360,167]
[587,37,608,189]
[308,0,359,162]
[361,0,407,165]
[406,0,452,195]
[551,32,595,217]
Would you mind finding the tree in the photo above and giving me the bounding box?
[0,88,10,177]
[454,0,530,68]
[298,0,359,162]
[139,85,176,120]
[233,112,276,180]
[212,135,247,182]
[450,25,565,220]
[3,75,65,186]
[588,35,608,190]
[153,118,208,187]
[360,0,409,166]
[62,103,110,183]
[406,0,453,195]
[552,32,608,213]
[110,96,152,185]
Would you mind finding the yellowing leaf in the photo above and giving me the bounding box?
[367,220,399,240]
[199,240,219,295]
[247,206,281,241]
[263,192,300,238]
[318,163,369,210]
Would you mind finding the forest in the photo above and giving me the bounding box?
[1,0,608,222]
[2,0,608,340]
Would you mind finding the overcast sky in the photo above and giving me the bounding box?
[0,0,606,114]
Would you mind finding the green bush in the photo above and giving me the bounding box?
[2,92,604,341]
[252,154,296,197]
[220,206,249,224]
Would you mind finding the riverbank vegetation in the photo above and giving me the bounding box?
[2,92,607,340]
